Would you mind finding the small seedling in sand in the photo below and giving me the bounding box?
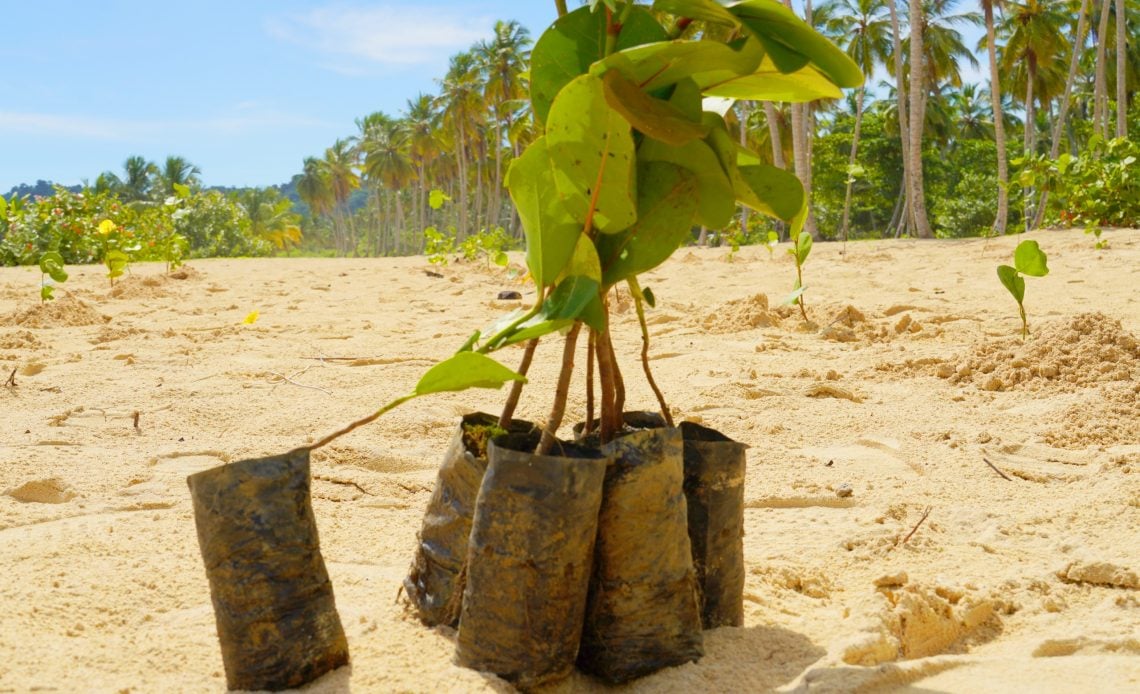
[785,231,812,321]
[764,231,779,258]
[38,251,67,303]
[1085,225,1108,250]
[97,219,135,287]
[997,239,1049,339]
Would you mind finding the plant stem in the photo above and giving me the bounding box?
[607,323,626,422]
[631,282,673,427]
[555,0,568,17]
[303,393,418,452]
[537,323,583,455]
[796,262,808,321]
[584,332,596,439]
[498,338,539,427]
[1019,303,1028,341]
[594,324,618,443]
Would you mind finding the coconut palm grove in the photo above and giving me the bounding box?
[1,0,1136,267]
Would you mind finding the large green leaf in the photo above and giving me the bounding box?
[504,275,602,345]
[997,265,1025,304]
[736,164,807,235]
[639,137,735,229]
[507,137,581,288]
[598,161,700,286]
[1013,240,1049,278]
[652,0,740,26]
[601,69,709,146]
[38,251,68,283]
[414,351,526,396]
[595,39,763,94]
[702,53,843,102]
[727,1,864,88]
[546,74,638,234]
[530,5,668,126]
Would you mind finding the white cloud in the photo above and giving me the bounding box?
[0,109,331,141]
[266,5,489,67]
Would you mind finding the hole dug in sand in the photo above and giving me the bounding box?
[841,579,999,666]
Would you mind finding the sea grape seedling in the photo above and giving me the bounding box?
[38,251,67,303]
[785,231,812,321]
[997,239,1049,339]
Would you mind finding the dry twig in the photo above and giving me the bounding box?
[4,368,16,387]
[267,365,331,395]
[898,506,932,547]
[982,457,1013,481]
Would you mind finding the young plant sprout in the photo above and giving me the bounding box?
[38,251,67,303]
[786,230,812,321]
[997,239,1049,339]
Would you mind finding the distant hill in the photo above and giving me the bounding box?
[4,180,82,199]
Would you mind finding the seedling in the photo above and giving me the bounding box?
[38,251,68,303]
[785,231,812,321]
[997,239,1049,339]
[764,230,779,258]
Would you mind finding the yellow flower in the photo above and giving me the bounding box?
[98,219,117,235]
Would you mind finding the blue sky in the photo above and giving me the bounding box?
[1,1,557,191]
[1,1,985,192]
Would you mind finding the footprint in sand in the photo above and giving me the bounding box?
[4,478,76,504]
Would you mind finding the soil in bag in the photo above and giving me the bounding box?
[187,449,349,692]
[578,426,703,683]
[404,412,536,626]
[456,431,608,688]
[680,421,748,629]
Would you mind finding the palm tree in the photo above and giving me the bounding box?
[404,93,441,237]
[159,156,201,195]
[981,0,1010,234]
[822,0,892,244]
[908,0,935,237]
[120,155,157,202]
[950,82,995,140]
[362,115,416,255]
[1094,0,1113,134]
[886,0,912,237]
[477,20,531,231]
[324,139,361,253]
[438,51,486,239]
[1001,0,1067,229]
[238,188,302,250]
[1115,0,1128,137]
[297,156,335,248]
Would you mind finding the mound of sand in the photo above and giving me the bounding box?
[0,330,45,350]
[1,296,109,328]
[106,274,177,300]
[1044,382,1140,449]
[943,312,1139,391]
[703,293,784,332]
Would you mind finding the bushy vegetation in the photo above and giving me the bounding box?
[1,156,302,268]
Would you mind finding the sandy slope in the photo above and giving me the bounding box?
[1,227,1137,693]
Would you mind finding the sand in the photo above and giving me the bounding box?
[1,228,1137,693]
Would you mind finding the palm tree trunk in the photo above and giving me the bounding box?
[456,128,469,240]
[1024,58,1037,231]
[1035,0,1090,231]
[1116,0,1127,138]
[1094,0,1112,136]
[908,0,934,238]
[738,101,752,233]
[984,2,1009,236]
[763,102,785,168]
[784,0,817,240]
[888,0,912,238]
[840,87,865,246]
[492,113,504,230]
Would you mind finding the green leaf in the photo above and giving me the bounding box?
[597,161,700,286]
[546,74,638,234]
[728,0,864,88]
[493,251,509,267]
[997,265,1025,304]
[596,38,763,94]
[38,251,68,283]
[172,182,191,199]
[652,0,741,26]
[105,250,130,280]
[642,286,657,308]
[735,163,807,235]
[557,234,603,283]
[1013,240,1049,278]
[530,4,668,126]
[428,189,450,210]
[507,137,581,288]
[701,53,843,101]
[794,231,812,265]
[639,137,734,229]
[40,285,55,302]
[601,69,709,146]
[503,275,601,345]
[414,351,526,396]
[784,285,806,306]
